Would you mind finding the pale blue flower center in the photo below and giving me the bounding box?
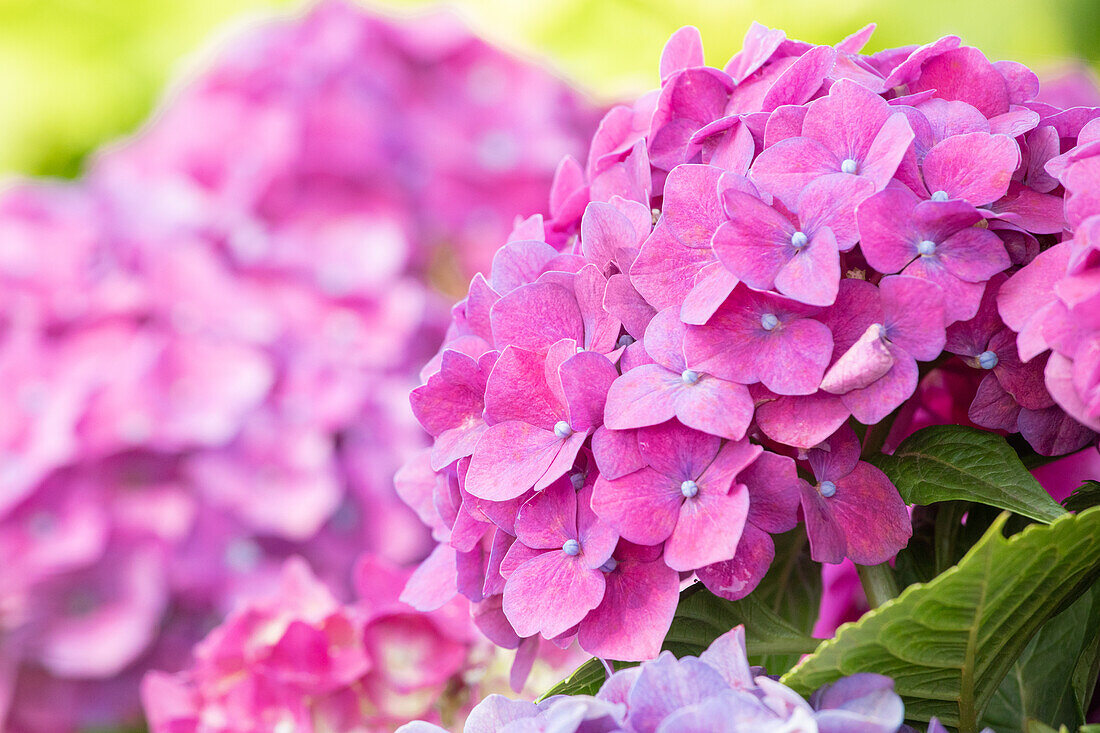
[761,313,780,331]
[570,471,585,490]
[617,334,636,348]
[562,539,581,556]
[841,158,858,174]
[600,557,618,573]
[681,479,700,498]
[917,239,937,256]
[819,480,837,498]
[681,369,700,385]
[979,350,999,370]
[791,231,809,249]
[554,421,573,439]
[931,190,950,202]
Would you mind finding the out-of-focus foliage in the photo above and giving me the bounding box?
[0,0,1095,178]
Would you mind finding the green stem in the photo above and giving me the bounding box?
[857,562,900,608]
[859,407,902,459]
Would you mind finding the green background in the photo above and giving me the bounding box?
[0,0,1096,178]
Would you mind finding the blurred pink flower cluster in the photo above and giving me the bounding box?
[0,2,596,731]
[143,557,480,732]
[402,21,1100,672]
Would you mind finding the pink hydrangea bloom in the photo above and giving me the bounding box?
[404,21,1099,670]
[0,3,597,731]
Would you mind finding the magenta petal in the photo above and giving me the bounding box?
[591,426,646,480]
[750,136,839,209]
[660,26,705,79]
[630,220,716,310]
[841,350,919,424]
[502,552,606,638]
[560,351,617,432]
[636,420,721,479]
[592,468,682,546]
[861,112,915,190]
[775,226,840,306]
[643,306,690,372]
[466,422,564,500]
[674,374,754,441]
[515,478,577,550]
[935,228,1012,284]
[697,523,774,600]
[910,46,1010,118]
[491,240,561,294]
[831,463,912,565]
[661,164,727,247]
[969,374,1022,431]
[714,190,793,291]
[400,543,457,611]
[742,451,801,533]
[491,282,584,353]
[755,391,851,449]
[1046,353,1100,431]
[577,554,679,661]
[880,275,947,361]
[798,173,876,251]
[577,484,621,569]
[761,44,837,112]
[606,273,656,339]
[665,482,749,571]
[821,323,894,394]
[681,263,739,326]
[533,430,587,492]
[756,316,834,395]
[856,187,921,273]
[799,481,847,564]
[922,132,1020,205]
[604,365,679,430]
[901,256,985,324]
[484,345,560,429]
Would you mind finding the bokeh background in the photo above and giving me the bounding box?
[1,0,1098,178]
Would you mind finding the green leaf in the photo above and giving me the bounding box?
[540,658,627,699]
[663,583,820,667]
[1064,481,1100,513]
[781,508,1100,733]
[541,583,820,699]
[752,529,822,638]
[871,425,1066,523]
[982,585,1100,733]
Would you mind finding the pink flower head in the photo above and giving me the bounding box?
[501,480,618,639]
[798,425,912,565]
[592,421,759,571]
[685,285,834,396]
[750,79,915,209]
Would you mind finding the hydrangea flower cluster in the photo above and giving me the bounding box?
[142,557,482,732]
[403,21,1100,669]
[396,625,927,733]
[0,3,596,731]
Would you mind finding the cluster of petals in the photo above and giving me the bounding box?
[397,625,913,733]
[0,3,595,731]
[142,557,481,732]
[404,19,1100,671]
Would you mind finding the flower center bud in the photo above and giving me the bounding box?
[791,231,809,250]
[651,207,662,225]
[681,369,700,385]
[761,313,780,331]
[819,480,837,498]
[841,158,858,174]
[570,471,585,490]
[931,190,949,202]
[600,557,618,573]
[681,479,700,498]
[617,334,636,348]
[554,421,573,439]
[917,239,937,256]
[978,350,999,370]
[562,539,581,556]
